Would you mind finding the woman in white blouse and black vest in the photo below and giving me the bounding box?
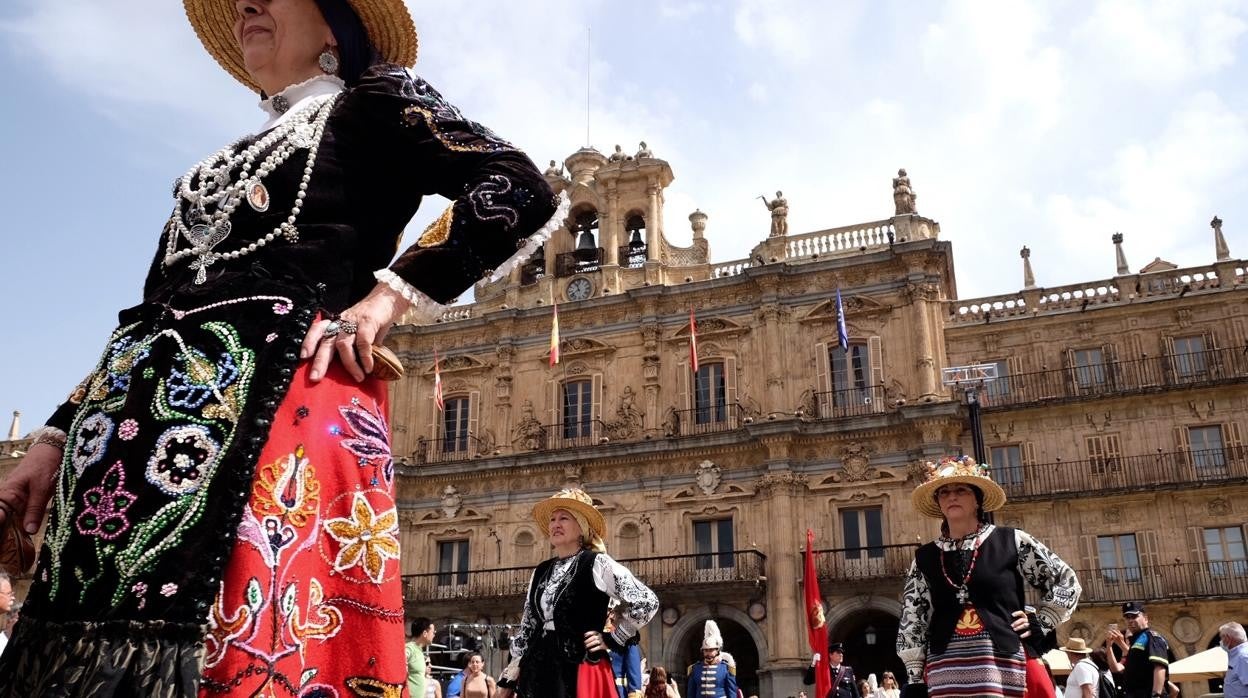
[896,456,1082,698]
[497,488,659,698]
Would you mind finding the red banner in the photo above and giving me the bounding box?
[805,529,831,698]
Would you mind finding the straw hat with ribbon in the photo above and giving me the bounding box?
[1059,638,1093,655]
[182,0,419,93]
[533,488,607,552]
[911,455,1007,519]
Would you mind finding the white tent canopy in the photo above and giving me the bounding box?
[1168,646,1229,681]
[1044,648,1073,675]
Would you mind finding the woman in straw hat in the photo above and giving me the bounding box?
[896,456,1082,698]
[0,0,566,694]
[497,488,658,698]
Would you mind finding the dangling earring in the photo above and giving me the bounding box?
[318,48,339,75]
[577,535,586,548]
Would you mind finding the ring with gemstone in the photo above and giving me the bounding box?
[323,320,342,339]
[340,320,359,335]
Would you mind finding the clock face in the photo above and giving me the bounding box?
[566,277,593,301]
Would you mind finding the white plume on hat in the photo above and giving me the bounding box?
[702,620,724,650]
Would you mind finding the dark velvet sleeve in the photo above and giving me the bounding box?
[351,65,560,305]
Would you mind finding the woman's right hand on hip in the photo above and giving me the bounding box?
[0,442,61,534]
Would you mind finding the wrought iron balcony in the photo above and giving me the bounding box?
[664,404,745,437]
[555,248,604,277]
[408,433,496,465]
[1038,563,1248,605]
[402,551,767,604]
[994,447,1248,502]
[618,244,648,269]
[809,385,888,420]
[511,419,608,452]
[813,544,919,583]
[981,347,1248,410]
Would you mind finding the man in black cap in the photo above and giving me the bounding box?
[804,643,857,698]
[1110,602,1170,698]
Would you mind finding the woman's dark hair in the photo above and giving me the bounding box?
[938,483,990,536]
[313,0,380,86]
[463,652,485,669]
[645,666,669,697]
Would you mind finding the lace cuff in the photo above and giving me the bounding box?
[29,425,68,451]
[898,647,926,683]
[372,269,447,325]
[487,191,570,283]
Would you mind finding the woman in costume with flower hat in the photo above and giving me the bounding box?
[896,456,1082,698]
[497,488,659,698]
[0,0,565,694]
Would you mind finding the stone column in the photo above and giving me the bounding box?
[908,281,941,401]
[646,184,661,261]
[756,465,809,698]
[604,186,620,267]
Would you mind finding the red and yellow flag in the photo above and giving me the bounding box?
[805,529,831,698]
[433,347,445,412]
[549,299,561,367]
[689,307,699,374]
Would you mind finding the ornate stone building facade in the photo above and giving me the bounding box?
[383,147,1246,697]
[1,150,1243,696]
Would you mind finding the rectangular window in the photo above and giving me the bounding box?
[828,342,872,414]
[694,518,735,570]
[562,380,593,439]
[695,363,728,424]
[1097,534,1141,583]
[441,396,471,453]
[1173,336,1208,378]
[841,507,885,560]
[1086,434,1123,475]
[437,539,470,587]
[989,445,1025,486]
[1204,527,1247,578]
[1072,348,1107,388]
[1188,425,1227,478]
[984,359,1011,399]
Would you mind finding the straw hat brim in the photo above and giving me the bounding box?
[533,497,607,541]
[183,0,419,93]
[1061,646,1093,654]
[912,474,1007,519]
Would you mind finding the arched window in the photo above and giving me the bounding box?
[515,530,539,565]
[617,522,641,560]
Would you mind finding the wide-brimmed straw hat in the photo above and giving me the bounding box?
[533,488,607,540]
[1060,638,1093,654]
[911,455,1007,519]
[183,0,419,93]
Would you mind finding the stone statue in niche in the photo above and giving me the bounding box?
[695,460,722,496]
[441,485,463,518]
[760,191,789,237]
[893,168,917,215]
[513,399,545,451]
[662,406,682,438]
[604,386,645,440]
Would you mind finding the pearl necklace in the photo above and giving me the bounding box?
[163,93,338,284]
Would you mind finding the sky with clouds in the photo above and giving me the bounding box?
[1,0,1246,428]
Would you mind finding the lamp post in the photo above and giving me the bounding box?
[940,363,998,466]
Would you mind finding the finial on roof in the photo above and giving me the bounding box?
[1212,215,1230,262]
[7,410,20,441]
[1113,232,1130,275]
[1021,246,1036,289]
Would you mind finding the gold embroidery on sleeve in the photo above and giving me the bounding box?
[417,205,454,247]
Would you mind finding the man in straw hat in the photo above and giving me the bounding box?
[897,456,1081,698]
[1060,638,1098,698]
[0,0,567,694]
[688,620,740,698]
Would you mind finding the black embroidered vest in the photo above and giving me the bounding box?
[916,526,1025,656]
[526,550,610,665]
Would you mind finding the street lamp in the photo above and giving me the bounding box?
[864,625,877,646]
[940,363,999,465]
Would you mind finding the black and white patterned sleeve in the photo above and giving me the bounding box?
[508,568,540,660]
[897,559,932,683]
[1015,528,1081,633]
[594,554,659,646]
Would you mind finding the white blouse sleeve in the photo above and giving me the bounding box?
[593,553,659,645]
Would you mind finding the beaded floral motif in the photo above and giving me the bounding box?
[117,418,140,440]
[75,460,136,541]
[146,424,219,496]
[253,445,321,528]
[165,348,240,410]
[322,492,399,584]
[70,412,114,476]
[336,399,394,487]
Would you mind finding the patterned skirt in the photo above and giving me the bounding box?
[198,360,407,696]
[926,607,1026,698]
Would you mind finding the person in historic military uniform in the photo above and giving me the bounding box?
[607,602,644,698]
[804,643,858,698]
[688,620,739,698]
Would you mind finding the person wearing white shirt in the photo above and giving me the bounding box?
[1221,622,1248,698]
[1061,638,1098,698]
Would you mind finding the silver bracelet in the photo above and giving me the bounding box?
[28,425,68,451]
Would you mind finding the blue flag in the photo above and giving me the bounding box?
[835,288,849,351]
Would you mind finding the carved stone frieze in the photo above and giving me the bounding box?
[755,470,807,495]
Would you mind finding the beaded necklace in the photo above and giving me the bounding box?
[163,92,339,284]
[939,525,985,606]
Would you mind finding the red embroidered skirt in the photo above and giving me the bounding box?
[199,361,406,696]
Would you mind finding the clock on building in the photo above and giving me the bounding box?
[566,277,593,301]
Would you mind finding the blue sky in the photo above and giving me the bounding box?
[2,0,1246,429]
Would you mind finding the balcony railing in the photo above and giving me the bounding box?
[555,248,604,277]
[668,404,744,437]
[410,433,496,465]
[994,447,1248,501]
[402,551,766,604]
[618,244,647,269]
[981,347,1248,410]
[513,419,608,452]
[1041,563,1248,605]
[811,385,888,420]
[619,550,767,588]
[814,544,919,582]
